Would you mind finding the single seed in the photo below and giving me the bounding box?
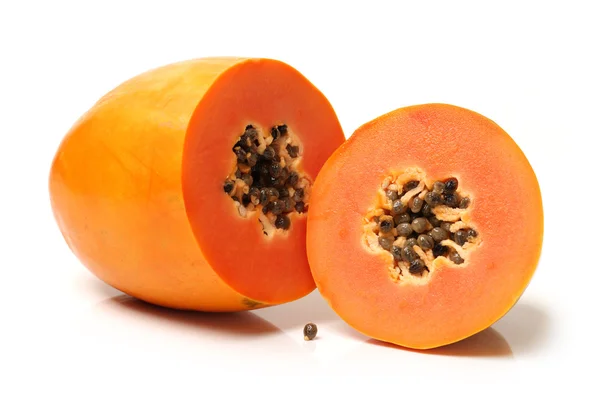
[403,180,420,193]
[391,199,407,215]
[295,201,305,213]
[409,259,426,275]
[303,322,317,341]
[286,144,299,158]
[278,124,288,136]
[241,173,253,187]
[405,238,418,249]
[245,125,258,140]
[459,197,470,209]
[269,162,282,178]
[433,181,445,194]
[440,222,452,232]
[421,203,432,217]
[249,187,260,205]
[429,215,441,227]
[394,212,411,225]
[293,188,305,203]
[444,178,458,193]
[454,229,468,246]
[379,216,394,234]
[267,187,280,201]
[379,236,394,251]
[241,193,251,206]
[443,193,459,208]
[430,227,449,242]
[417,234,434,250]
[411,217,430,234]
[270,200,284,215]
[424,191,442,206]
[262,203,270,214]
[391,245,403,261]
[262,146,276,161]
[234,147,247,163]
[287,172,299,187]
[247,153,258,167]
[270,126,280,140]
[223,181,234,194]
[409,197,424,213]
[282,197,294,212]
[396,223,413,237]
[275,215,291,230]
[386,190,399,201]
[449,250,464,264]
[401,246,419,263]
[432,243,447,258]
[467,228,478,239]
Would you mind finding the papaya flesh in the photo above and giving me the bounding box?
[306,103,543,349]
[49,57,345,312]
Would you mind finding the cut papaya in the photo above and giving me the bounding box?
[49,57,345,312]
[306,103,543,349]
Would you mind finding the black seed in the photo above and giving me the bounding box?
[258,163,270,178]
[430,227,449,242]
[279,188,290,198]
[391,199,407,215]
[394,212,411,225]
[379,216,394,234]
[262,203,270,214]
[287,172,299,187]
[303,322,317,341]
[429,215,441,227]
[234,147,247,163]
[286,144,299,158]
[247,153,258,167]
[432,243,448,258]
[269,162,282,178]
[241,193,251,206]
[417,234,434,250]
[245,125,258,139]
[386,190,399,201]
[424,191,442,206]
[249,187,260,205]
[396,223,413,237]
[440,222,452,232]
[262,146,276,161]
[467,228,478,239]
[270,126,280,140]
[432,181,445,194]
[278,124,288,136]
[271,200,284,215]
[293,188,304,203]
[258,188,269,204]
[235,168,243,179]
[421,203,432,217]
[391,245,403,261]
[379,236,394,251]
[459,197,471,209]
[295,201,305,213]
[231,195,240,203]
[449,250,464,264]
[275,215,291,230]
[405,238,418,249]
[443,193,459,208]
[409,197,424,213]
[403,180,420,192]
[223,181,234,194]
[232,141,242,152]
[411,217,430,234]
[454,230,468,246]
[401,246,419,263]
[241,174,253,187]
[409,259,426,275]
[444,178,458,193]
[267,187,280,201]
[282,197,294,212]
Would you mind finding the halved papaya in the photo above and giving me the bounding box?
[49,57,345,311]
[306,103,543,349]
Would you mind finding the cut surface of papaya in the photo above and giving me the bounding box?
[49,57,345,311]
[306,103,543,349]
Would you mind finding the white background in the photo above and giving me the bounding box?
[1,0,598,400]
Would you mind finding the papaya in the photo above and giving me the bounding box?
[49,57,345,312]
[306,103,543,349]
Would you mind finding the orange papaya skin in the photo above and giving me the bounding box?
[306,103,544,349]
[49,57,345,312]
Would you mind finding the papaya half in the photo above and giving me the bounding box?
[49,57,345,312]
[306,103,543,349]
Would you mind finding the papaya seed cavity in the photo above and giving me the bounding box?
[363,168,481,284]
[224,124,311,236]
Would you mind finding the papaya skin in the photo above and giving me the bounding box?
[49,57,345,312]
[306,103,543,349]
